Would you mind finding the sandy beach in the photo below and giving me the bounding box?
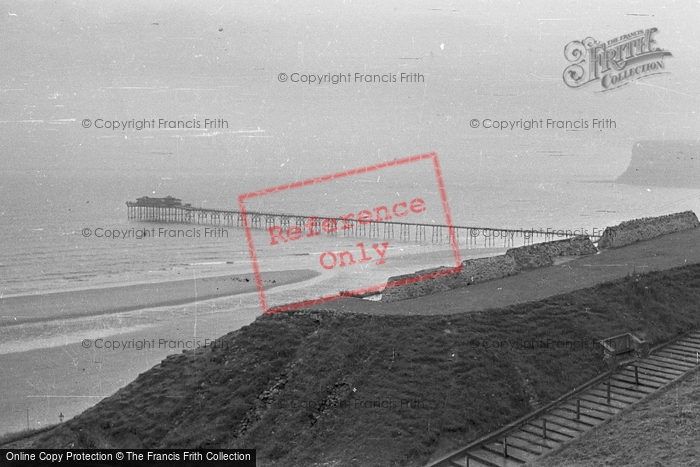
[0,242,475,435]
[0,269,319,326]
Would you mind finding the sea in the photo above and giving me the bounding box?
[2,0,699,440]
[3,143,700,441]
[2,168,699,305]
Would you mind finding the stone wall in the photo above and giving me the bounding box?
[459,254,519,283]
[504,245,553,270]
[505,235,597,270]
[381,211,699,302]
[381,236,597,302]
[381,266,465,303]
[597,211,699,249]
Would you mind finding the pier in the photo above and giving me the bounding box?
[127,197,600,249]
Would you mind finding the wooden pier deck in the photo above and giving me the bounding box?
[126,199,599,249]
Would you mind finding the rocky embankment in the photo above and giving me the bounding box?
[598,211,699,249]
[382,236,596,302]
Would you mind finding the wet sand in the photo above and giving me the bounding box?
[0,269,319,326]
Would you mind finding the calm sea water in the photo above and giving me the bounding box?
[1,168,697,439]
[2,169,699,301]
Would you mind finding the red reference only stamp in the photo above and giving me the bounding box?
[238,152,460,314]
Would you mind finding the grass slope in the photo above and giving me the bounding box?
[29,264,700,466]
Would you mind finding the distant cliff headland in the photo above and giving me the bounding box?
[617,140,700,187]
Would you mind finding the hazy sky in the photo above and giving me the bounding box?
[1,0,698,183]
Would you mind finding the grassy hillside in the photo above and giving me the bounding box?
[28,264,700,466]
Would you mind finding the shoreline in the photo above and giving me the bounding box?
[0,245,501,327]
[0,261,261,299]
[0,269,319,327]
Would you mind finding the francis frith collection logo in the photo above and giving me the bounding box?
[563,27,672,91]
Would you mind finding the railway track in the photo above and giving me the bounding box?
[427,330,700,467]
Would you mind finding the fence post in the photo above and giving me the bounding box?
[576,398,580,420]
[542,418,547,440]
[635,366,639,386]
[607,379,611,404]
[504,437,508,457]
